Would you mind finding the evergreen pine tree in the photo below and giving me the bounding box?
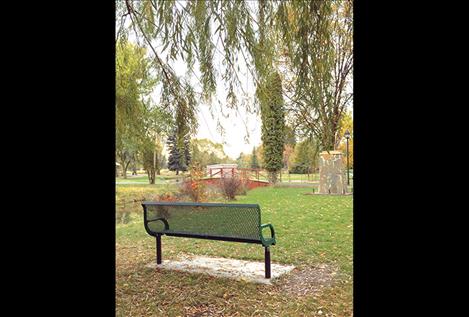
[167,128,192,174]
[250,147,260,169]
[167,130,182,175]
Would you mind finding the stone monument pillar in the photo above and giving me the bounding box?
[318,151,348,194]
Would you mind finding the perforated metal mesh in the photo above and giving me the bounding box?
[143,202,261,241]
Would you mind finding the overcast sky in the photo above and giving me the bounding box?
[196,102,261,160]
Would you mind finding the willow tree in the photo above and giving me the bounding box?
[117,0,278,137]
[117,0,353,150]
[117,0,199,157]
[278,0,353,150]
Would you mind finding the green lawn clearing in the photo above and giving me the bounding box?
[116,174,186,184]
[279,172,320,182]
[116,185,352,316]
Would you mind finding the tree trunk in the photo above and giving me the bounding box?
[153,147,157,179]
[123,160,131,179]
[176,170,179,175]
[147,169,155,184]
[268,171,278,184]
[321,127,336,153]
[150,169,155,184]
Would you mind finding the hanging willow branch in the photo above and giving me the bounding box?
[119,0,353,150]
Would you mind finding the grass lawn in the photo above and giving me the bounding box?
[116,174,186,185]
[279,172,320,182]
[116,175,170,184]
[116,185,352,316]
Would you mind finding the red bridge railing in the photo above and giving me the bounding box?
[206,167,268,182]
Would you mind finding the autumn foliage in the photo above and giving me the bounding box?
[179,163,208,202]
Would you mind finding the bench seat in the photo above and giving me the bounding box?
[142,201,276,278]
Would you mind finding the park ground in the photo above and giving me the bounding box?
[116,180,352,316]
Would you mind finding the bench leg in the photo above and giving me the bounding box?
[265,246,271,279]
[156,234,162,265]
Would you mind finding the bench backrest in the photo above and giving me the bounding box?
[142,202,262,242]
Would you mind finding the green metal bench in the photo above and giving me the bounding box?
[142,202,276,278]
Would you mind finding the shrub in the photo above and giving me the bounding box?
[237,174,249,195]
[180,179,207,202]
[179,163,207,202]
[155,192,180,219]
[158,192,179,202]
[219,176,243,200]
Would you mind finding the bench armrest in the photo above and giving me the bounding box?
[260,223,276,246]
[147,217,169,230]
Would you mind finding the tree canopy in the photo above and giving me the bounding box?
[190,139,234,167]
[117,0,353,152]
[290,138,319,174]
[336,110,353,168]
[116,39,173,179]
[259,71,285,183]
